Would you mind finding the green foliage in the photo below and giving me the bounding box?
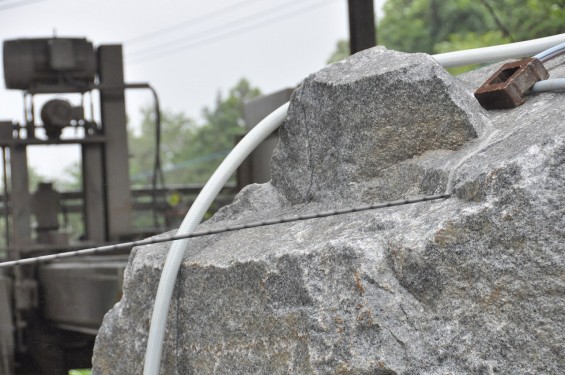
[68,370,91,375]
[492,0,565,41]
[435,31,510,74]
[434,31,509,54]
[379,0,491,53]
[187,78,261,183]
[328,0,565,67]
[128,78,261,186]
[56,162,82,191]
[27,166,47,191]
[129,107,196,186]
[327,40,350,64]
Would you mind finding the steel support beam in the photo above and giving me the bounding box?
[348,0,376,55]
[97,45,132,241]
[239,88,294,189]
[9,145,31,248]
[82,145,106,242]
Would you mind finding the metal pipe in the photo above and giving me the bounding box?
[1,147,9,249]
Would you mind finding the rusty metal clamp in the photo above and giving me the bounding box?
[474,57,549,110]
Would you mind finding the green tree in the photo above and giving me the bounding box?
[127,78,261,228]
[378,0,495,54]
[184,78,261,182]
[128,78,261,186]
[327,40,350,65]
[328,0,565,64]
[128,108,196,187]
[55,162,82,191]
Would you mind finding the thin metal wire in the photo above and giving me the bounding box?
[0,0,45,12]
[125,0,264,45]
[0,193,451,268]
[129,0,341,63]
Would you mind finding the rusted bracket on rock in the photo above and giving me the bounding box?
[474,57,549,110]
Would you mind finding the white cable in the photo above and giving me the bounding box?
[531,78,565,93]
[143,35,565,375]
[433,33,565,68]
[534,41,565,62]
[143,102,288,375]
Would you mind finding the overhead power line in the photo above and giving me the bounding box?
[0,0,45,12]
[128,0,311,58]
[128,0,341,64]
[126,0,264,45]
[131,149,231,181]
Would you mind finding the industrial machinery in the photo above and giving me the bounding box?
[0,35,280,375]
[237,88,294,189]
[0,37,161,375]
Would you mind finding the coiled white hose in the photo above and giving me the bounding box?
[143,34,565,375]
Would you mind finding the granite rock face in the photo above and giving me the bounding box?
[92,48,565,375]
[271,47,487,204]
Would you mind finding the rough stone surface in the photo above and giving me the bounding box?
[92,48,565,375]
[271,47,487,204]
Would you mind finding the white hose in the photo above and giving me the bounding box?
[143,34,565,375]
[142,102,289,375]
[434,33,565,68]
[534,41,565,62]
[531,78,565,93]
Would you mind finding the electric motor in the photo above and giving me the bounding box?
[3,38,96,91]
[41,99,73,139]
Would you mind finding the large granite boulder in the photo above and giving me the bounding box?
[271,47,486,204]
[92,48,565,375]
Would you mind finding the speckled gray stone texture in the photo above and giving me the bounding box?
[271,47,487,204]
[92,49,565,375]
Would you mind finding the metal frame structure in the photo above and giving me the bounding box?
[0,38,144,375]
[347,0,376,54]
[0,36,240,374]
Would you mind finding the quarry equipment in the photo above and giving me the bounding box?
[0,36,161,375]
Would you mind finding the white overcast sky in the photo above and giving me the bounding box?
[0,0,385,181]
